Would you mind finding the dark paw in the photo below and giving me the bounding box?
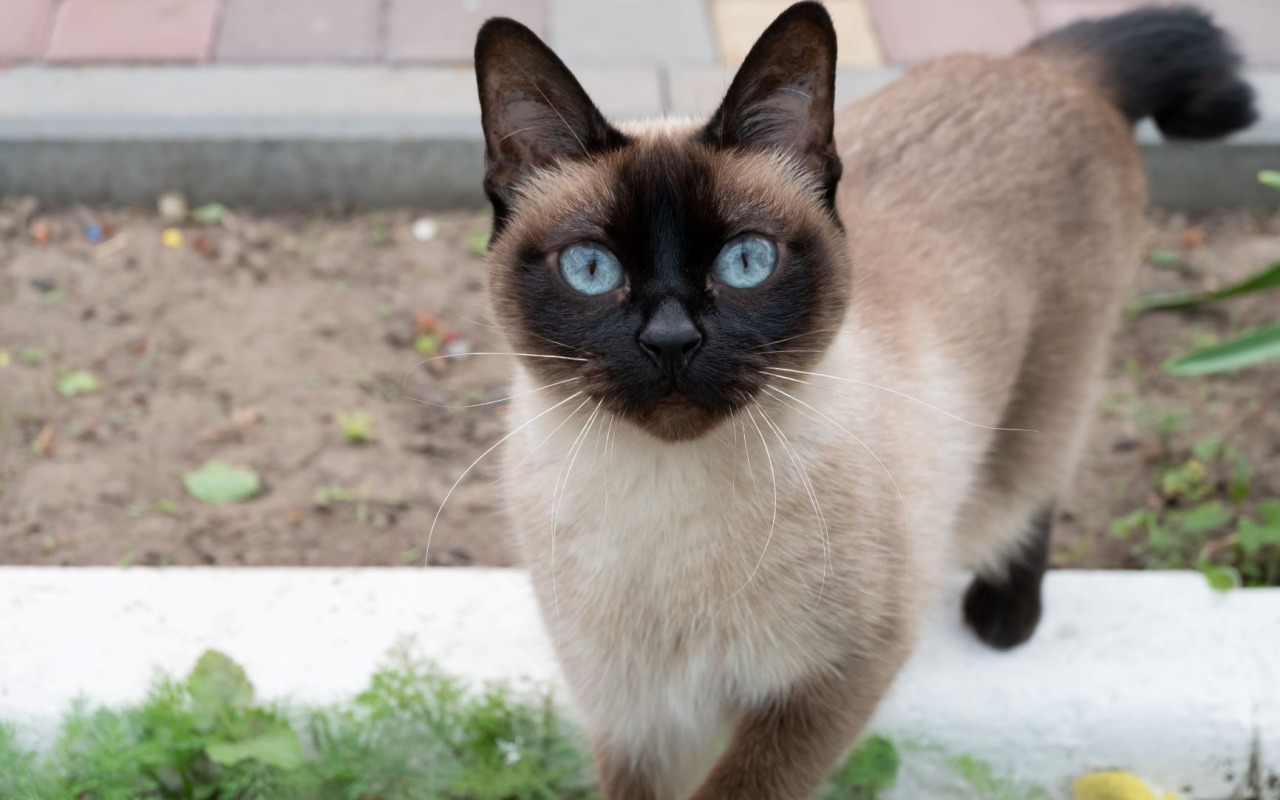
[962,575,1042,650]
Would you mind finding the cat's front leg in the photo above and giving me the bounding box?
[590,716,725,800]
[687,654,904,800]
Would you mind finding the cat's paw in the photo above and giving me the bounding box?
[962,574,1043,650]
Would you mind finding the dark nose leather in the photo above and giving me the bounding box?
[640,300,702,374]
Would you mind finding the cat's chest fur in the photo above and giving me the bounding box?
[499,330,965,715]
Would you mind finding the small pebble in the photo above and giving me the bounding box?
[158,192,188,223]
[415,312,439,333]
[443,338,472,357]
[29,220,51,244]
[411,218,439,241]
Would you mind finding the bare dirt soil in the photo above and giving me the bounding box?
[1,200,1277,569]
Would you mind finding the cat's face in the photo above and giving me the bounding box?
[476,3,848,441]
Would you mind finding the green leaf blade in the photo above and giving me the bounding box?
[1164,322,1280,376]
[1134,260,1280,312]
[1200,563,1241,592]
[188,650,254,719]
[206,721,302,770]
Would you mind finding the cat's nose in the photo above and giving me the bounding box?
[640,301,702,374]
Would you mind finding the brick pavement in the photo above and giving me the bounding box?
[1,0,1275,67]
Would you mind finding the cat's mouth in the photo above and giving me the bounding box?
[623,389,727,442]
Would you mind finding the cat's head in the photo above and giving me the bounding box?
[475,2,849,441]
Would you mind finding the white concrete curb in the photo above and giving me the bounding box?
[1,568,1276,799]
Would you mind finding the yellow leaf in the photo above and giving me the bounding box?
[1073,771,1163,800]
[161,228,185,249]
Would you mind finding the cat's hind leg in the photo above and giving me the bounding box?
[962,506,1051,650]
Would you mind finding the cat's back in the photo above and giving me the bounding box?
[833,52,1145,243]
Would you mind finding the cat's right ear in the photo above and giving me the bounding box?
[475,19,627,233]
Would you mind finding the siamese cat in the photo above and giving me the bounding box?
[469,4,1254,798]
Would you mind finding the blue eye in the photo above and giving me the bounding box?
[559,243,624,296]
[712,235,778,289]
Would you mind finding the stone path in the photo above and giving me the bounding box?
[2,0,1277,67]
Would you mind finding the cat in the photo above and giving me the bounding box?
[469,3,1255,798]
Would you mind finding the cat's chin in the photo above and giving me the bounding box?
[630,395,725,442]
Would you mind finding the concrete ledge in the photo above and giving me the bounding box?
[1,568,1277,799]
[0,66,1277,209]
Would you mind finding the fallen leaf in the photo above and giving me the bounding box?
[415,313,439,334]
[191,202,228,225]
[161,228,185,249]
[57,371,101,397]
[1180,227,1206,248]
[183,461,261,504]
[191,234,219,258]
[29,220,51,244]
[1073,771,1179,800]
[414,333,441,356]
[32,424,54,457]
[92,233,129,262]
[231,407,261,428]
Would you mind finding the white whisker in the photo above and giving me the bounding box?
[497,396,592,484]
[750,328,841,351]
[760,385,912,599]
[400,351,586,395]
[764,371,899,419]
[550,400,604,640]
[768,367,1036,432]
[404,375,581,409]
[425,391,584,565]
[761,384,905,510]
[753,401,831,629]
[723,407,779,605]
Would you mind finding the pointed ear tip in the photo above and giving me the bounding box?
[776,1,837,38]
[474,17,539,59]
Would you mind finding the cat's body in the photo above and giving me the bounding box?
[473,5,1255,798]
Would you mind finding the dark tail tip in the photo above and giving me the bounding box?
[1030,5,1257,140]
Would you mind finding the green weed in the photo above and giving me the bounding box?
[1109,437,1280,587]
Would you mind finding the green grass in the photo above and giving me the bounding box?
[0,647,597,800]
[1109,436,1280,587]
[0,649,911,800]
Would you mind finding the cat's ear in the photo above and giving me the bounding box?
[698,2,841,204]
[475,18,627,229]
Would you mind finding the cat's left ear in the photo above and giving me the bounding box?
[475,18,627,232]
[698,2,841,205]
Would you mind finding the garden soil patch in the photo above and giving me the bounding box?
[1,201,1277,570]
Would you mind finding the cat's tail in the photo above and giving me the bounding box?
[1026,5,1256,139]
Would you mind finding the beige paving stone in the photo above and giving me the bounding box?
[710,0,882,67]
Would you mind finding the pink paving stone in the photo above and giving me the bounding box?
[388,0,548,64]
[46,0,218,62]
[216,0,381,62]
[1032,1,1148,31]
[0,0,54,61]
[867,0,1037,64]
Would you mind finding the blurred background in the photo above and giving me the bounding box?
[1,0,1273,69]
